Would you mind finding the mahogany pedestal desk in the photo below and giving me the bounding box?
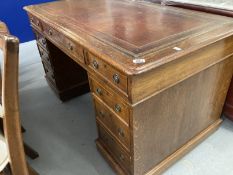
[24,1,233,174]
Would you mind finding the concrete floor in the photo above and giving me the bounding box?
[18,41,233,175]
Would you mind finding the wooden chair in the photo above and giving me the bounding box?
[0,22,38,175]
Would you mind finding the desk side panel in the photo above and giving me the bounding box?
[130,36,233,104]
[132,56,233,175]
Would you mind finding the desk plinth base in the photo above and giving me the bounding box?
[223,79,233,121]
[96,140,128,175]
[96,119,222,175]
[224,104,233,121]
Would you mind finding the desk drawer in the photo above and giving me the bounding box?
[42,23,85,63]
[94,97,130,150]
[87,52,127,94]
[90,77,129,124]
[35,33,48,51]
[38,46,53,68]
[98,124,131,173]
[42,61,55,83]
[29,14,43,32]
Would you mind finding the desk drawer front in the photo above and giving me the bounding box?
[42,23,85,63]
[98,124,131,173]
[94,97,130,150]
[29,14,43,31]
[42,61,55,83]
[35,33,48,50]
[87,53,127,94]
[90,78,129,124]
[38,46,53,68]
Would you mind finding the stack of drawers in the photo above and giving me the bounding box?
[30,14,90,101]
[87,52,132,174]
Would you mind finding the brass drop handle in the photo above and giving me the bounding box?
[42,38,46,45]
[114,104,121,113]
[118,128,125,137]
[36,20,40,26]
[119,154,125,161]
[92,60,99,69]
[113,74,120,84]
[68,43,73,51]
[96,88,102,95]
[99,111,105,118]
[49,29,53,36]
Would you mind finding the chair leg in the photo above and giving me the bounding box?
[21,125,39,159]
[24,142,39,159]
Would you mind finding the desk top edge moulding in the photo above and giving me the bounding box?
[24,0,233,75]
[25,0,233,175]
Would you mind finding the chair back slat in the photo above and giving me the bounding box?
[0,22,29,175]
[0,21,9,49]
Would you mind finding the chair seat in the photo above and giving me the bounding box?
[0,132,9,172]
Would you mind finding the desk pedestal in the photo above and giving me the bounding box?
[34,30,90,101]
